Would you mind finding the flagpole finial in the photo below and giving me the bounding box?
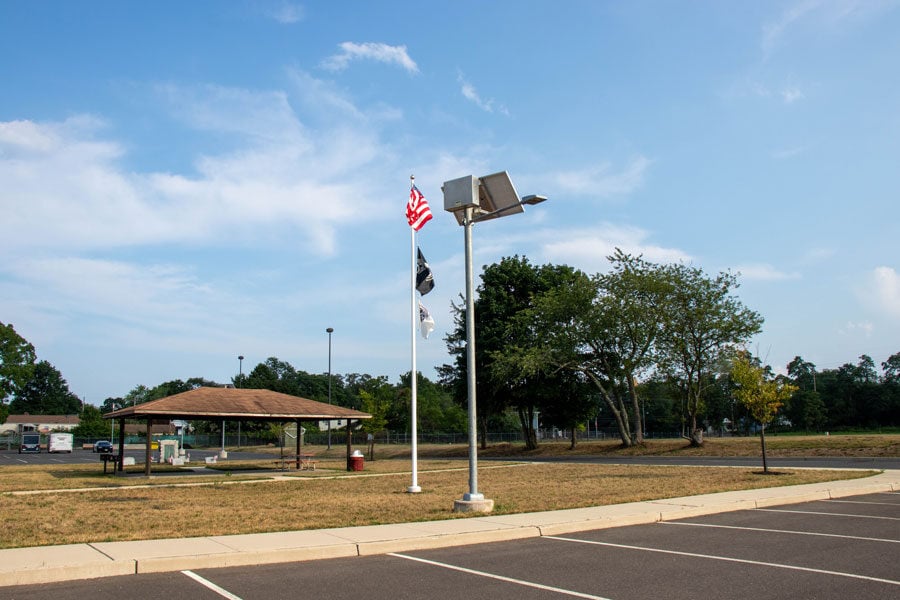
[410,174,415,185]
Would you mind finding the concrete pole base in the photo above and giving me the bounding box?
[407,485,422,493]
[453,497,494,513]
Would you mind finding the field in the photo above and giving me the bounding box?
[0,434,894,550]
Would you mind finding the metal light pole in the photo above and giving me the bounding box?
[237,355,244,448]
[326,327,333,450]
[443,172,547,514]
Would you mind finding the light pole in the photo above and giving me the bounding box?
[443,171,546,513]
[326,327,333,450]
[237,355,244,449]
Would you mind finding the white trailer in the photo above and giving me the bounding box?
[48,432,74,453]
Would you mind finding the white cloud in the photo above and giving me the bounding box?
[265,2,304,24]
[0,78,394,258]
[839,320,874,337]
[781,86,805,103]
[772,145,806,159]
[545,156,651,197]
[733,263,801,281]
[321,42,419,74]
[761,0,820,57]
[761,0,897,57]
[538,223,691,273]
[865,266,900,318]
[457,72,509,115]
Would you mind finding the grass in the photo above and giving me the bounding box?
[0,442,884,548]
[0,433,893,550]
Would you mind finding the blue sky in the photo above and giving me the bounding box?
[1,1,898,405]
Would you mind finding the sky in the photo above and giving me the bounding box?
[1,1,898,405]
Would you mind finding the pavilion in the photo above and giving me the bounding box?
[103,387,371,475]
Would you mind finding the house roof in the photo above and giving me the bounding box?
[103,387,371,422]
[5,415,80,425]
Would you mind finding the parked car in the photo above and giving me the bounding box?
[19,433,41,454]
[93,440,114,454]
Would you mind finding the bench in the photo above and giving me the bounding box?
[272,455,318,471]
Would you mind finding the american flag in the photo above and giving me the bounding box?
[406,185,433,231]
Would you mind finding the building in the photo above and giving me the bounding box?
[0,414,81,435]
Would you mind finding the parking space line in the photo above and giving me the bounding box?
[181,570,244,600]
[543,536,900,586]
[756,508,900,520]
[389,553,613,599]
[823,499,899,506]
[660,521,900,543]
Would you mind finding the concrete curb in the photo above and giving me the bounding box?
[1,469,897,587]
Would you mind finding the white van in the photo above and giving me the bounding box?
[48,432,74,453]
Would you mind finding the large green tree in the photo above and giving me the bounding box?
[9,360,81,415]
[441,256,580,449]
[1,322,37,410]
[657,264,763,446]
[497,251,680,447]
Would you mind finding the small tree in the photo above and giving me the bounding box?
[731,352,797,473]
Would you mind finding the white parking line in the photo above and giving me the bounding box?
[756,508,900,520]
[389,553,614,599]
[543,536,900,586]
[660,521,900,543]
[823,499,899,506]
[181,570,244,600]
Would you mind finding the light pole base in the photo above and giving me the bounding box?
[406,485,422,494]
[453,496,494,513]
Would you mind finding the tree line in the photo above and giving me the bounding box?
[4,245,900,449]
[436,252,899,449]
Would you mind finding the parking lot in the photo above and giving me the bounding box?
[4,491,897,600]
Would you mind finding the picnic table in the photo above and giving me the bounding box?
[273,454,318,471]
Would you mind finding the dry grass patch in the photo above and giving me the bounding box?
[401,434,900,459]
[0,461,874,549]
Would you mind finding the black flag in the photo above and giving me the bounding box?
[416,248,435,295]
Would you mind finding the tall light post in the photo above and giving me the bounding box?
[237,355,244,449]
[443,171,547,513]
[326,327,333,450]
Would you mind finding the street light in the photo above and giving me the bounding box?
[237,355,244,449]
[443,171,547,513]
[326,327,334,450]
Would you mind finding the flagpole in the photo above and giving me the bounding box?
[408,175,421,494]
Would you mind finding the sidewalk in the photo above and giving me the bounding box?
[2,469,897,588]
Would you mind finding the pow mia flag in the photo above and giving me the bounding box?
[416,248,435,296]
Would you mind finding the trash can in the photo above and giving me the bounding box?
[349,451,364,471]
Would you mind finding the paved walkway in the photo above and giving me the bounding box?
[1,469,897,588]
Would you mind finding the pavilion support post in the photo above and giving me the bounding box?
[116,418,126,474]
[346,420,353,471]
[295,419,301,470]
[145,420,152,477]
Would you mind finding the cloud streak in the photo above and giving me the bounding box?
[321,42,418,73]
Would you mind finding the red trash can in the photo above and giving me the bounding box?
[349,454,364,471]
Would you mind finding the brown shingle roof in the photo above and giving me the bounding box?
[6,415,81,425]
[104,387,371,422]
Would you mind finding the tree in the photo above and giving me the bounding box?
[442,256,578,450]
[1,322,37,408]
[9,360,81,415]
[731,351,797,473]
[73,404,108,438]
[883,352,900,384]
[657,264,763,446]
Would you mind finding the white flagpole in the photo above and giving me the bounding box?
[408,175,421,493]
